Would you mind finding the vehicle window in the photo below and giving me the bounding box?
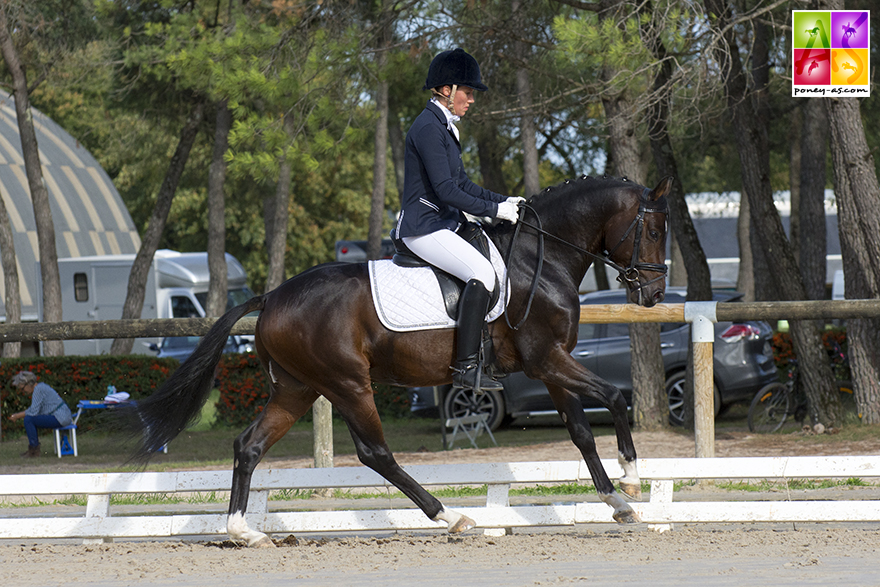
[195,288,258,315]
[660,322,685,333]
[171,296,201,318]
[162,336,201,348]
[73,273,88,302]
[605,323,630,338]
[578,323,600,340]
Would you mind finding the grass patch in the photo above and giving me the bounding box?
[716,478,872,492]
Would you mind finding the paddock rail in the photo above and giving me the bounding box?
[2,455,879,543]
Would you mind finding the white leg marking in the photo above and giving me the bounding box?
[599,492,641,524]
[432,506,476,533]
[227,512,274,547]
[268,361,278,385]
[618,452,640,486]
[618,452,642,501]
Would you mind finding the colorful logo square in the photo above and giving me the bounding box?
[792,10,870,97]
[794,49,831,85]
[831,48,868,85]
[831,12,869,49]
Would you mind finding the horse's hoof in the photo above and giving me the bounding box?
[620,481,642,501]
[612,508,642,525]
[250,535,276,548]
[448,514,476,533]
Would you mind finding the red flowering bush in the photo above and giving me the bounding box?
[0,356,177,439]
[213,355,411,427]
[1,353,415,438]
[770,328,849,380]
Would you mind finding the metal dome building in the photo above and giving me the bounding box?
[0,90,140,322]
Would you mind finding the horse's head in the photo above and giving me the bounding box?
[603,177,672,307]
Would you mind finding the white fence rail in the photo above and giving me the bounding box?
[2,455,880,542]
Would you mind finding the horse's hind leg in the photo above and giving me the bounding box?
[227,361,319,547]
[330,389,475,533]
[545,382,641,524]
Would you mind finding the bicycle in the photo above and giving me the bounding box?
[747,358,855,433]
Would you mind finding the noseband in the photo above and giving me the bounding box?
[503,187,668,330]
[603,187,669,293]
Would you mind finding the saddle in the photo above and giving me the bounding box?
[391,222,500,320]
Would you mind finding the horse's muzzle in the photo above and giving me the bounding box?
[628,285,665,307]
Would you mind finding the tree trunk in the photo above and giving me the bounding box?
[110,100,205,354]
[367,15,391,261]
[704,0,841,427]
[205,100,230,317]
[799,98,828,302]
[388,115,405,198]
[0,185,21,358]
[475,119,509,196]
[826,94,880,424]
[596,3,662,431]
[0,9,63,356]
[736,190,755,301]
[513,0,539,198]
[264,114,294,293]
[642,11,713,429]
[789,106,802,266]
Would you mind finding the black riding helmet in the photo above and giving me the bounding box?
[422,48,488,92]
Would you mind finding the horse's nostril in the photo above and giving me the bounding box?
[654,291,665,303]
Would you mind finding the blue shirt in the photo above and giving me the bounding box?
[395,101,505,239]
[24,382,72,426]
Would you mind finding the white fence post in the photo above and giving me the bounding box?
[84,494,113,545]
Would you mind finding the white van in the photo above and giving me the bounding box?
[39,250,255,355]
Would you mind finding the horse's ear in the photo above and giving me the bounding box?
[649,176,675,201]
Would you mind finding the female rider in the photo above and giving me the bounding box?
[393,48,522,392]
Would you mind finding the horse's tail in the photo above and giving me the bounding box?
[120,295,266,463]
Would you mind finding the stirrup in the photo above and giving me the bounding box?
[451,362,503,393]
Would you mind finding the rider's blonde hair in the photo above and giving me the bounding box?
[431,84,458,115]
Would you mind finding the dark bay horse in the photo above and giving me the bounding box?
[122,175,671,547]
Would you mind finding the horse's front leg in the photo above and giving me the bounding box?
[544,382,641,524]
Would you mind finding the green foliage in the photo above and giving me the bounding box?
[0,356,177,439]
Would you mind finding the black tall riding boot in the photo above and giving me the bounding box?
[452,279,503,392]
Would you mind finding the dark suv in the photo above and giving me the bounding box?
[409,288,778,430]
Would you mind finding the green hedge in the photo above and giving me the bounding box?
[1,353,413,439]
[0,356,178,440]
[213,354,412,427]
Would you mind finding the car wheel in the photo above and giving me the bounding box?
[666,371,721,427]
[442,386,506,432]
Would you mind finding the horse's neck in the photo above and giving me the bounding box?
[489,199,608,292]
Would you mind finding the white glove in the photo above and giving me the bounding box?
[495,201,520,224]
[506,196,526,205]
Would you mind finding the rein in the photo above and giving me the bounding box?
[503,187,668,330]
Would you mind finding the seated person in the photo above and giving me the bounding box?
[7,371,73,458]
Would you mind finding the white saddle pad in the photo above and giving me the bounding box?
[368,237,509,332]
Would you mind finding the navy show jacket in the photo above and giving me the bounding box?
[394,100,505,239]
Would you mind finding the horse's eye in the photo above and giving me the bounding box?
[649,230,660,241]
